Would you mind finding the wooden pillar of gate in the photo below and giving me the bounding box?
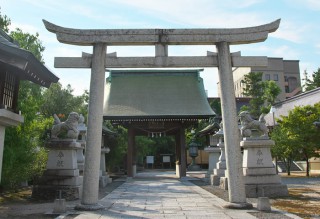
[175,132,181,177]
[127,127,135,177]
[179,127,186,177]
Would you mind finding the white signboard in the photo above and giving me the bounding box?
[163,156,170,163]
[146,156,154,164]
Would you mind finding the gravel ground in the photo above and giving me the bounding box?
[0,173,319,219]
[0,179,125,219]
[280,175,320,188]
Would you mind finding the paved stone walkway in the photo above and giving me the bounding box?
[72,171,258,219]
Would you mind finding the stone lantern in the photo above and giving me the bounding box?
[187,131,201,171]
[210,122,227,187]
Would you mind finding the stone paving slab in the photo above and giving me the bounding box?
[72,176,260,219]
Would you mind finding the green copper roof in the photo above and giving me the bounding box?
[103,69,215,120]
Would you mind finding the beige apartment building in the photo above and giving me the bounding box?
[221,58,301,101]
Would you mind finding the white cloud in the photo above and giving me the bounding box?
[107,0,267,28]
[291,0,320,11]
[271,20,311,43]
[272,45,300,59]
[9,22,39,34]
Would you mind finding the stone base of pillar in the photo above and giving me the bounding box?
[223,202,253,209]
[75,203,105,211]
[245,184,288,198]
[32,185,81,201]
[210,174,221,186]
[220,177,228,190]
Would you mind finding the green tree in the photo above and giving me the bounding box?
[209,99,221,116]
[10,28,45,63]
[264,81,281,105]
[0,7,11,33]
[105,125,128,172]
[271,126,299,175]
[241,72,281,117]
[40,83,88,118]
[303,68,320,91]
[271,104,320,176]
[0,10,51,188]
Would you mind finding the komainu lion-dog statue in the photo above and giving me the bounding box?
[51,112,80,139]
[239,111,269,137]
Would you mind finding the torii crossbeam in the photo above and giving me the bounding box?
[43,19,280,210]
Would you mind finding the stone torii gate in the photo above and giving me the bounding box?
[43,19,280,210]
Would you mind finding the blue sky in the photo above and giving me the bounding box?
[2,0,320,96]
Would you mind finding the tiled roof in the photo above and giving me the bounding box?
[265,87,320,126]
[0,29,59,87]
[103,70,215,120]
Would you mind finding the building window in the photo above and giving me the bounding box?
[273,74,278,81]
[265,74,270,81]
[2,72,16,109]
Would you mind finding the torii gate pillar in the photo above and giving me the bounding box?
[77,43,106,209]
[217,42,248,207]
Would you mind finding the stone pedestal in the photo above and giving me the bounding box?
[76,146,85,173]
[211,142,227,186]
[241,138,288,198]
[204,146,220,177]
[77,120,87,174]
[32,139,83,201]
[99,147,112,188]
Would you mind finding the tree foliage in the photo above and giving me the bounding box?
[105,124,128,172]
[271,104,320,176]
[10,28,45,63]
[40,83,88,118]
[303,68,320,91]
[241,72,281,117]
[209,99,221,116]
[0,8,10,33]
[0,10,88,188]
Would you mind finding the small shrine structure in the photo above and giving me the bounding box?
[0,29,58,183]
[103,69,214,177]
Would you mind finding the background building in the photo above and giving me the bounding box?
[218,58,301,101]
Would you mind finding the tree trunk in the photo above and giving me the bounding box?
[286,158,291,176]
[306,156,310,177]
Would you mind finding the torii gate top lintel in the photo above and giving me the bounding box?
[43,19,280,46]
